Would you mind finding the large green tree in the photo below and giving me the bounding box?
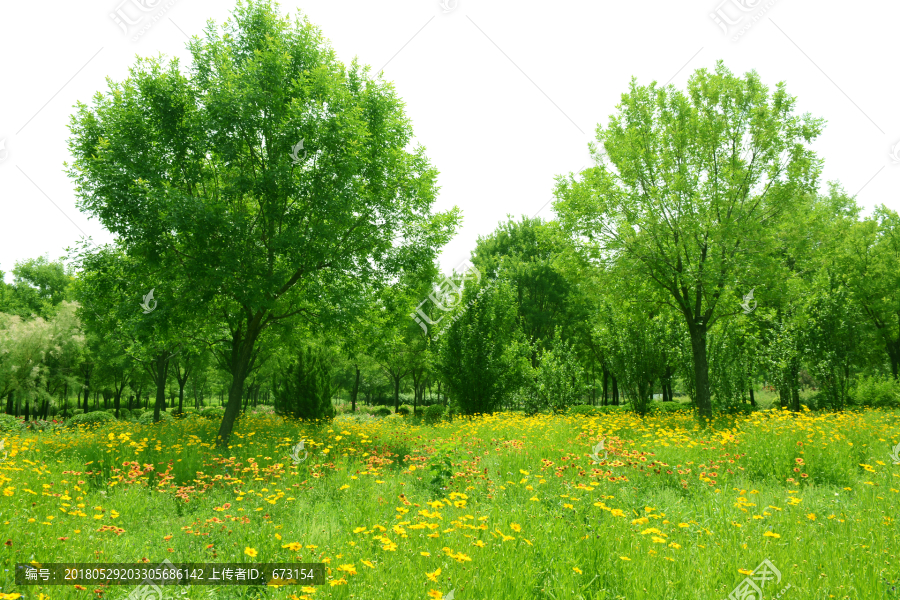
[554,61,823,420]
[66,0,458,445]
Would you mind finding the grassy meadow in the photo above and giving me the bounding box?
[1,405,898,600]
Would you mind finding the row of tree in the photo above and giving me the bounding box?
[2,2,898,442]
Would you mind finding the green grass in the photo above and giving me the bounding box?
[0,407,898,599]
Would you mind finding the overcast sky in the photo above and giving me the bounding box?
[1,0,898,283]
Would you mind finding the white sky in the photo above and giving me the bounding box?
[1,0,898,283]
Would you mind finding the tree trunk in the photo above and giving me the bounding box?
[612,375,619,406]
[151,354,170,423]
[688,324,713,421]
[350,365,360,413]
[602,367,609,406]
[393,375,401,413]
[6,391,13,415]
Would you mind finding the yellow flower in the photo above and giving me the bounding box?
[245,547,258,557]
[620,556,631,561]
[763,531,780,538]
[110,511,119,519]
[573,567,582,574]
[510,523,522,532]
[806,513,816,520]
[428,591,444,599]
[282,542,302,552]
[362,560,374,569]
[421,552,431,557]
[738,568,754,576]
[426,567,441,582]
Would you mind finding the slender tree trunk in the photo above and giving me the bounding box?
[602,367,609,406]
[6,391,13,415]
[612,375,619,406]
[24,398,30,422]
[151,354,170,423]
[392,374,401,413]
[351,365,360,413]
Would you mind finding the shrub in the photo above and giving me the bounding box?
[0,414,23,432]
[274,346,336,421]
[567,405,600,416]
[851,375,900,408]
[69,412,116,427]
[374,407,392,418]
[650,401,691,413]
[72,409,84,416]
[138,410,175,425]
[423,404,446,424]
[116,408,131,419]
[397,405,413,416]
[199,406,226,419]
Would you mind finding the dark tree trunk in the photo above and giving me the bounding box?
[351,365,360,413]
[151,353,170,423]
[602,367,609,406]
[688,324,713,420]
[6,391,13,415]
[393,375,401,413]
[612,375,619,406]
[24,399,30,421]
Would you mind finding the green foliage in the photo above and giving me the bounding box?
[567,405,600,416]
[69,411,116,427]
[374,407,393,417]
[199,407,226,420]
[522,336,585,414]
[274,347,336,422]
[423,404,446,424]
[138,411,174,425]
[397,405,413,416]
[851,375,900,408]
[72,409,84,416]
[438,275,530,415]
[0,414,22,432]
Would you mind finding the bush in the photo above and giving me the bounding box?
[274,346,336,421]
[650,401,691,413]
[138,410,175,425]
[397,404,413,416]
[72,409,84,416]
[374,407,392,418]
[199,406,226,419]
[0,414,23,432]
[116,408,131,419]
[423,404,446,424]
[69,412,116,427]
[567,405,600,416]
[852,375,900,408]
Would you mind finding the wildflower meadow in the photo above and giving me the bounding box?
[1,405,898,599]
